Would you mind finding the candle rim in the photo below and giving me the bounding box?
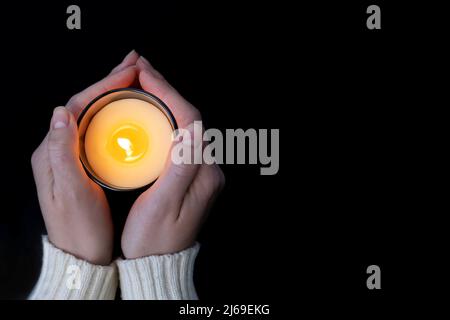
[77,87,177,131]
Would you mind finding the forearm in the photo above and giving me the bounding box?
[29,236,118,300]
[117,243,200,300]
[29,237,200,300]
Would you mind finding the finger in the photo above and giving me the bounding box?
[47,107,85,195]
[31,132,53,203]
[137,57,201,127]
[135,55,165,80]
[179,163,225,224]
[149,123,203,213]
[109,50,140,75]
[66,65,138,120]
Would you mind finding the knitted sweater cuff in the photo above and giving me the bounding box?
[117,243,200,300]
[29,236,118,300]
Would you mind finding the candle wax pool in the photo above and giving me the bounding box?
[84,98,173,189]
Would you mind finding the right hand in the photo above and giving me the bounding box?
[31,51,140,265]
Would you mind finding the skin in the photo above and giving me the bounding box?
[31,50,225,264]
[121,57,225,258]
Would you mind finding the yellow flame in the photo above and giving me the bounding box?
[117,137,133,157]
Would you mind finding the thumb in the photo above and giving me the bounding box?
[47,107,84,187]
[154,122,203,202]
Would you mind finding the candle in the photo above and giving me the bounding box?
[78,89,176,190]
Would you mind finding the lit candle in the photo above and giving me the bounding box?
[78,89,176,190]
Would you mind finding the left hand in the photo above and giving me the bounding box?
[121,56,225,258]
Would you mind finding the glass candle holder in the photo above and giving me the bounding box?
[78,88,177,191]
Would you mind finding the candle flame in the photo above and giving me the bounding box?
[117,137,133,157]
[109,124,148,163]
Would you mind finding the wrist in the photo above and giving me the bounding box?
[29,236,118,300]
[47,234,113,266]
[122,237,197,260]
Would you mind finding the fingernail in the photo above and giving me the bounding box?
[52,107,69,129]
[125,49,137,60]
[139,56,154,69]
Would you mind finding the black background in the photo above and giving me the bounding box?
[0,0,445,316]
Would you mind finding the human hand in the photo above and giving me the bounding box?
[121,56,225,258]
[31,51,140,265]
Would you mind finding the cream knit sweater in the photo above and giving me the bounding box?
[29,237,200,300]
